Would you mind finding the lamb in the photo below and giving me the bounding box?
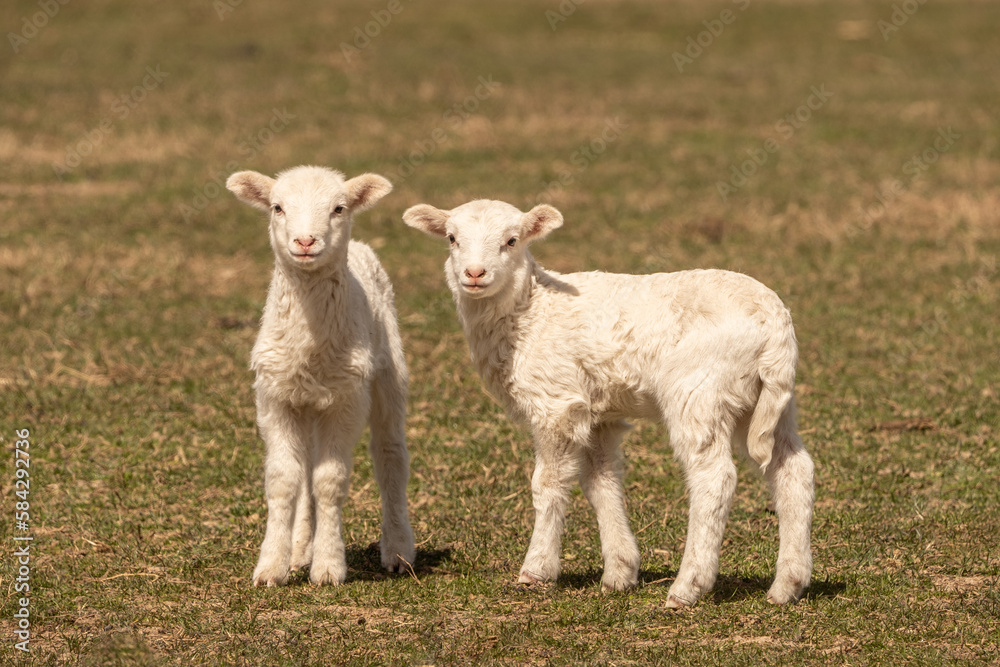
[403,199,814,607]
[227,165,415,586]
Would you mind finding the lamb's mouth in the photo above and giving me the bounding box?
[291,252,319,262]
[461,282,492,294]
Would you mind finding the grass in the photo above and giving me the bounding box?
[1,0,999,664]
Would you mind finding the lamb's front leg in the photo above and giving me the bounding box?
[253,403,311,587]
[518,432,581,585]
[580,421,640,591]
[309,410,365,585]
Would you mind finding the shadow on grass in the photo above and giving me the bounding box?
[553,568,675,590]
[798,577,847,601]
[279,543,454,585]
[553,567,845,604]
[344,542,455,581]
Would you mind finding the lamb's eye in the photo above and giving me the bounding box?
[272,204,283,214]
[447,234,456,245]
[333,205,345,215]
[506,237,517,247]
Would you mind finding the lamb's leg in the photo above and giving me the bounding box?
[580,420,640,591]
[308,410,365,585]
[253,403,311,587]
[518,431,580,585]
[764,409,814,604]
[667,434,738,607]
[369,363,416,573]
[289,470,314,571]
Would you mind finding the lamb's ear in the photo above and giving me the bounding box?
[520,204,563,242]
[344,173,393,213]
[226,171,275,212]
[402,204,450,238]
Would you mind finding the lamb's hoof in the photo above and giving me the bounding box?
[289,547,313,572]
[252,563,289,588]
[309,560,347,586]
[665,593,694,610]
[383,558,405,574]
[289,554,312,573]
[766,589,802,605]
[382,553,414,575]
[253,578,282,588]
[601,570,639,592]
[517,570,551,586]
[379,537,416,574]
[767,577,807,604]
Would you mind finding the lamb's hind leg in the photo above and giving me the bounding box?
[580,420,640,591]
[764,406,814,604]
[369,362,416,573]
[667,428,738,607]
[519,430,581,585]
[289,473,314,572]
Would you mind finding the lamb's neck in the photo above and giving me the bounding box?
[456,258,539,390]
[267,263,349,335]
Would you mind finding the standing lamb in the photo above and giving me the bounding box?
[403,199,814,607]
[227,165,415,586]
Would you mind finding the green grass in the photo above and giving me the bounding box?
[1,0,999,664]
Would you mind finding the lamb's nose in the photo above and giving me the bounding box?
[294,237,316,249]
[464,265,486,279]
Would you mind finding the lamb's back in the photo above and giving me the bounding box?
[511,268,789,420]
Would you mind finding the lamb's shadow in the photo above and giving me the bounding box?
[708,574,846,604]
[282,544,454,586]
[553,567,671,590]
[554,567,845,604]
[344,542,454,582]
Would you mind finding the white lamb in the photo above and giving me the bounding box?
[403,199,814,607]
[227,165,415,586]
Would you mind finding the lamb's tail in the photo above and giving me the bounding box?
[746,310,799,473]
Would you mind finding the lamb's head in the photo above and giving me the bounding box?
[227,166,392,272]
[403,199,563,300]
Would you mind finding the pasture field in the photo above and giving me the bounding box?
[1,0,998,664]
